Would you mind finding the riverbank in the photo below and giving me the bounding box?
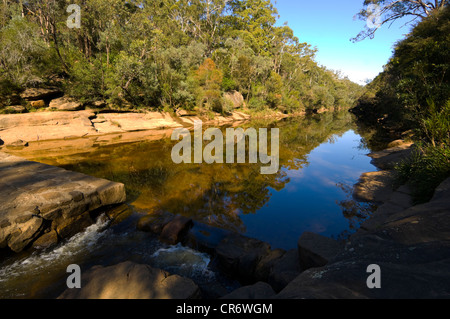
[4,111,439,299]
[274,140,450,299]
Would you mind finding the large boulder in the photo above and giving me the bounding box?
[368,143,414,170]
[267,249,303,292]
[276,238,450,299]
[20,88,62,101]
[297,232,343,270]
[137,212,174,235]
[58,261,201,299]
[215,234,271,284]
[275,177,450,299]
[223,91,244,109]
[49,97,84,111]
[159,215,194,245]
[0,152,126,252]
[4,105,26,114]
[30,100,46,109]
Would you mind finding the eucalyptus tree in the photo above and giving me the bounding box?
[353,0,449,41]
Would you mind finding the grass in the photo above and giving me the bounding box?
[395,144,450,204]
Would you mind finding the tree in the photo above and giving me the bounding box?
[353,0,449,41]
[196,58,223,112]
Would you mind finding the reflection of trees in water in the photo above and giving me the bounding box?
[335,182,376,241]
[62,110,363,233]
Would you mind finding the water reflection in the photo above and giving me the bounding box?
[20,110,376,249]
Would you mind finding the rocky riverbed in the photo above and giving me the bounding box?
[58,139,450,299]
[2,105,448,299]
[275,141,450,299]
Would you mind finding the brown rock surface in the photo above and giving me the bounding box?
[0,152,126,252]
[20,88,62,101]
[58,261,200,299]
[48,97,83,111]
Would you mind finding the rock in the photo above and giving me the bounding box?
[0,110,185,144]
[58,261,201,299]
[7,216,45,252]
[358,201,405,232]
[32,229,59,249]
[371,200,450,246]
[274,177,450,299]
[223,91,244,109]
[90,100,106,109]
[353,171,396,203]
[30,100,46,109]
[0,111,98,144]
[49,97,84,111]
[104,204,133,225]
[176,109,189,117]
[159,215,194,245]
[221,282,275,299]
[267,249,303,292]
[184,222,231,255]
[55,211,93,239]
[20,88,62,101]
[137,212,174,235]
[254,248,286,282]
[92,112,182,134]
[297,232,342,270]
[432,177,450,202]
[7,139,29,147]
[0,152,126,253]
[387,139,410,148]
[368,143,414,170]
[215,234,271,284]
[5,105,26,114]
[199,281,230,299]
[276,239,450,299]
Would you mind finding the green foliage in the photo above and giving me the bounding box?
[395,144,450,203]
[0,16,53,87]
[355,6,450,203]
[0,0,361,112]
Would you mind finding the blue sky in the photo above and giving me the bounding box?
[274,0,416,84]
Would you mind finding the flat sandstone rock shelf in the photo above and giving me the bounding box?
[0,152,126,253]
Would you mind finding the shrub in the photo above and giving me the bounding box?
[395,144,450,204]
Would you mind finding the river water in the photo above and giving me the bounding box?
[0,111,378,298]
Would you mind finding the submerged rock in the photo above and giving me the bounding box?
[137,212,174,235]
[159,215,194,245]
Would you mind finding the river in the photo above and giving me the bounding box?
[0,110,378,298]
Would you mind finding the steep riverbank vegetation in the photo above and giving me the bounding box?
[352,4,450,203]
[0,0,362,115]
